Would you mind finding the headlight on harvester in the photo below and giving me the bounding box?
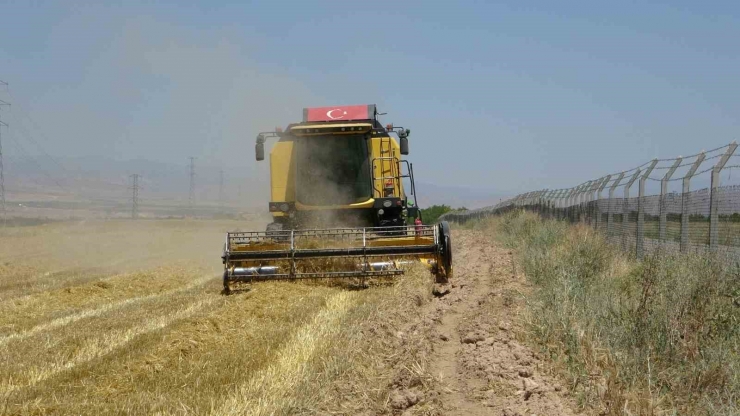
[268,202,294,212]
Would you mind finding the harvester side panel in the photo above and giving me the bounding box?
[369,136,403,199]
[270,139,295,217]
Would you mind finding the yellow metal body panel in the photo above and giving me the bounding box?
[295,199,375,210]
[369,136,404,199]
[269,139,295,217]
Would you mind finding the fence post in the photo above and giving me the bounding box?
[569,187,579,221]
[660,158,683,241]
[585,179,599,226]
[637,159,658,259]
[564,187,573,218]
[590,178,607,226]
[536,189,547,214]
[516,193,526,207]
[536,189,546,209]
[516,193,527,207]
[546,189,557,218]
[557,189,566,218]
[623,169,641,252]
[567,186,578,208]
[709,142,738,250]
[607,173,625,237]
[579,181,593,223]
[540,190,548,216]
[531,190,542,210]
[584,180,596,225]
[681,152,706,253]
[548,189,557,218]
[595,175,611,231]
[574,182,585,223]
[564,187,574,221]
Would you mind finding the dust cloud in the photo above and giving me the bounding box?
[292,134,374,228]
[3,11,324,218]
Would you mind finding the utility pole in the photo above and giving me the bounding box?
[188,157,196,212]
[130,174,140,219]
[219,169,224,208]
[0,81,9,228]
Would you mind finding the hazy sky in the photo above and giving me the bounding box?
[1,1,739,194]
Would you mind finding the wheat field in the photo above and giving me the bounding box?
[0,219,437,415]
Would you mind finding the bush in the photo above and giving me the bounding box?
[420,204,466,224]
[494,210,740,415]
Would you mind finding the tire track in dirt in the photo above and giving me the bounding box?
[417,229,579,415]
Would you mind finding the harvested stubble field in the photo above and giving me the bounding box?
[0,218,589,415]
[0,219,443,415]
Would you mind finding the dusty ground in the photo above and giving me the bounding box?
[0,221,579,415]
[386,229,580,415]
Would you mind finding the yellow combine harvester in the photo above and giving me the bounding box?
[221,104,452,293]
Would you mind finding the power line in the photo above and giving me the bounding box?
[219,168,224,208]
[0,81,9,228]
[4,87,70,177]
[130,174,140,219]
[0,85,67,194]
[4,131,66,191]
[188,157,196,212]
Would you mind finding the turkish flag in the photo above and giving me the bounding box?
[304,105,373,122]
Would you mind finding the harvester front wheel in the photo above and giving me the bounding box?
[436,221,453,283]
[222,271,231,295]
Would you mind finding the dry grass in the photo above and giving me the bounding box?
[487,210,740,415]
[0,219,440,415]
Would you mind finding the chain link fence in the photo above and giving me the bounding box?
[441,141,740,259]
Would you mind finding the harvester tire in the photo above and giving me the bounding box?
[436,221,453,283]
[221,270,232,295]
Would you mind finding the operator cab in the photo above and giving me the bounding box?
[254,104,421,228]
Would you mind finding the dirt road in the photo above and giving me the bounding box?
[417,229,579,415]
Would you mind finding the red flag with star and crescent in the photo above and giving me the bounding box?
[304,105,374,122]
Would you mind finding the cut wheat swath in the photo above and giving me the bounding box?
[0,297,218,395]
[0,274,217,347]
[211,291,358,416]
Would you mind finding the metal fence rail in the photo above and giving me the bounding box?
[441,141,740,259]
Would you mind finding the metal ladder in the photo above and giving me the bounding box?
[377,135,399,197]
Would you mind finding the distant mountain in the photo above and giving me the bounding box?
[4,155,269,207]
[413,182,507,209]
[4,156,505,216]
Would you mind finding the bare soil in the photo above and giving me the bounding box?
[387,229,580,415]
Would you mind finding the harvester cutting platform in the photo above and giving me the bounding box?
[222,104,452,293]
